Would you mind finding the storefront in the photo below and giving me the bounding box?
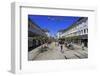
[80,35,88,47]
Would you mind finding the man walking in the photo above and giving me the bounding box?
[59,40,64,53]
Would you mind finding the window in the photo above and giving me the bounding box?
[87,29,88,33]
[81,30,83,34]
[84,29,86,33]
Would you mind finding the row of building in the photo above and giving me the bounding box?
[57,17,88,47]
[28,18,50,51]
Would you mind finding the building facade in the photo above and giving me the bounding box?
[58,17,88,47]
[57,30,65,39]
[28,18,50,51]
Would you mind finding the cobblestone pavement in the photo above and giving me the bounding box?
[32,42,88,60]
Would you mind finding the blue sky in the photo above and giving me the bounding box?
[28,15,80,37]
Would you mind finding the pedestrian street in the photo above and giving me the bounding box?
[31,42,88,60]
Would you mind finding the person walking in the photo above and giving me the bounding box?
[82,42,84,50]
[59,40,64,53]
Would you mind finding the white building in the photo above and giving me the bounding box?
[58,17,88,47]
[45,32,50,37]
[57,31,63,39]
[61,17,88,38]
